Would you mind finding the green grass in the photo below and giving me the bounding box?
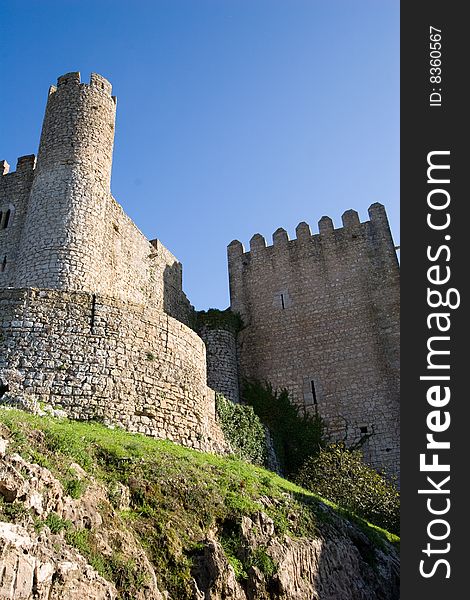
[45,512,71,534]
[0,409,399,597]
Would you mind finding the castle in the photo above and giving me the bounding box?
[0,72,400,477]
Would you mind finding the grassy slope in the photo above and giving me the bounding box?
[0,409,399,598]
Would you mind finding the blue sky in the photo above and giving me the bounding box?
[0,0,399,310]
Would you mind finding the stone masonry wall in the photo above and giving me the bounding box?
[198,326,240,404]
[14,73,117,293]
[98,193,193,325]
[0,156,36,287]
[1,72,192,327]
[0,288,225,453]
[228,204,400,478]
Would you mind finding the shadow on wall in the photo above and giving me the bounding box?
[162,261,193,326]
[0,381,9,398]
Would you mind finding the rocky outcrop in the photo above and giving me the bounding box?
[0,435,164,600]
[0,522,116,600]
[0,430,399,600]
[192,511,399,600]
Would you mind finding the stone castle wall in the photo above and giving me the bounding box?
[228,204,400,477]
[1,71,400,474]
[0,156,36,286]
[198,326,239,404]
[0,288,225,453]
[0,73,192,325]
[0,71,217,454]
[14,73,117,293]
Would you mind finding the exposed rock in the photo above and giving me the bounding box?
[0,434,399,599]
[0,439,7,459]
[192,537,247,600]
[191,511,399,600]
[0,522,116,600]
[0,437,164,600]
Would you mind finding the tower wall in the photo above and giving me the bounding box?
[199,325,240,404]
[0,156,36,286]
[3,72,193,324]
[0,72,209,453]
[0,288,225,454]
[228,204,400,478]
[15,72,117,292]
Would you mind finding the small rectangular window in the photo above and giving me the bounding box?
[310,380,317,405]
[2,209,11,229]
[274,289,290,309]
[303,375,320,406]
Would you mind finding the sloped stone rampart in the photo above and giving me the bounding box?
[0,288,225,453]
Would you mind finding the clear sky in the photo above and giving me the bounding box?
[0,0,399,310]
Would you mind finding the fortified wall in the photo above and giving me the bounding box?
[0,70,400,475]
[226,206,400,477]
[198,322,240,405]
[0,72,224,452]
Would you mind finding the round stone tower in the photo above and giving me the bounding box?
[15,72,117,291]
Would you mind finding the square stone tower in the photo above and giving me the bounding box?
[228,204,400,478]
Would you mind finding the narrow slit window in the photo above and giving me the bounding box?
[0,212,3,226]
[280,293,285,309]
[0,256,6,273]
[3,210,11,229]
[310,380,317,405]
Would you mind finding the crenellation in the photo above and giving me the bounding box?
[57,71,81,87]
[368,201,388,224]
[227,239,245,259]
[15,155,36,173]
[295,221,311,241]
[89,72,113,95]
[318,215,334,235]
[227,205,400,478]
[367,202,399,263]
[1,156,37,177]
[249,233,266,253]
[341,208,360,228]
[272,227,289,247]
[229,208,395,263]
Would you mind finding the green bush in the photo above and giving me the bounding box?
[63,476,87,499]
[45,512,71,534]
[295,442,400,534]
[215,394,267,466]
[242,380,324,477]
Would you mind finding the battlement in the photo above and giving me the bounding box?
[228,200,400,479]
[228,203,392,263]
[48,71,116,103]
[0,155,36,177]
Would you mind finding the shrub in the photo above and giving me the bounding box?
[63,476,87,499]
[242,380,324,476]
[215,394,267,466]
[45,512,71,534]
[295,442,400,534]
[0,498,28,522]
